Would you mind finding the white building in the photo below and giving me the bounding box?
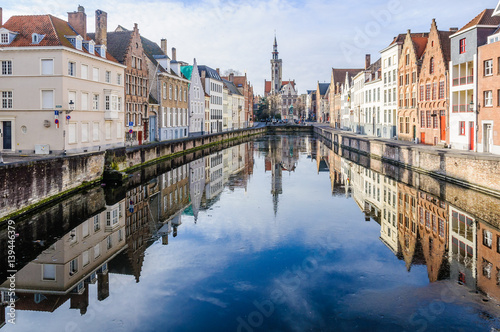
[181,59,205,136]
[0,8,125,154]
[198,66,223,133]
[362,58,383,137]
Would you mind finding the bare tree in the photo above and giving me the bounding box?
[223,69,242,76]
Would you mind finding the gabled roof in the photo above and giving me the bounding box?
[318,83,330,96]
[2,15,118,62]
[222,79,243,96]
[198,65,222,81]
[88,30,131,64]
[456,9,500,34]
[410,33,429,59]
[180,65,193,81]
[437,30,454,65]
[331,68,362,86]
[140,36,168,73]
[264,80,295,94]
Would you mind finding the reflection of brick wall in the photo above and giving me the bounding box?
[476,221,500,301]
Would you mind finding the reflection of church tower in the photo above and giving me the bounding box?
[266,137,282,216]
[271,35,282,95]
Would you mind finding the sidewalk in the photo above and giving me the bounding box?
[313,123,500,160]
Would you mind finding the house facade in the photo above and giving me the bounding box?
[0,7,125,154]
[199,66,223,133]
[398,31,428,142]
[418,20,453,146]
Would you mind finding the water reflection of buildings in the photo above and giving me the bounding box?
[0,201,127,318]
[318,137,500,303]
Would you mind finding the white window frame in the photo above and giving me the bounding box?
[81,64,88,79]
[41,59,54,75]
[0,33,9,44]
[105,70,111,83]
[484,90,493,107]
[41,90,54,109]
[68,61,76,76]
[93,67,99,82]
[1,60,12,75]
[93,94,99,111]
[1,91,13,109]
[485,59,493,76]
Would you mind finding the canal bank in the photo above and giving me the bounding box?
[314,125,500,197]
[0,127,266,222]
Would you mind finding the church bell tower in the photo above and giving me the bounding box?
[270,35,282,95]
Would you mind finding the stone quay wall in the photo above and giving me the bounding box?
[314,127,500,197]
[0,152,105,221]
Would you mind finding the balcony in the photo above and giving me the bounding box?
[452,76,473,86]
[452,104,471,112]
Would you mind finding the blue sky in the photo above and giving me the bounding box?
[1,0,496,95]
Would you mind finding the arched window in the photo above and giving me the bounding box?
[430,57,434,74]
[163,83,167,99]
[169,85,172,100]
[175,86,178,100]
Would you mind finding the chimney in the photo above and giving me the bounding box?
[161,39,167,55]
[95,10,107,46]
[229,73,234,82]
[365,54,371,70]
[216,68,220,75]
[450,27,458,32]
[0,7,3,27]
[201,70,206,79]
[171,47,176,61]
[67,6,87,39]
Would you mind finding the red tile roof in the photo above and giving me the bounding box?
[2,15,118,63]
[456,9,500,34]
[411,35,429,59]
[264,80,294,94]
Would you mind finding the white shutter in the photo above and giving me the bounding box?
[43,264,56,280]
[105,121,111,139]
[81,123,88,142]
[81,65,88,79]
[81,92,88,110]
[93,122,99,141]
[68,91,76,109]
[41,59,53,75]
[41,90,54,109]
[68,123,77,143]
[82,250,89,266]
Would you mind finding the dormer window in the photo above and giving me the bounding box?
[0,33,8,44]
[31,33,45,44]
[65,35,83,51]
[95,45,106,58]
[83,40,95,54]
[0,28,18,45]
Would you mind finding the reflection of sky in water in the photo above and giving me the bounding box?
[5,136,500,332]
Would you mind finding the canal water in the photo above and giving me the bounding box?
[0,134,499,332]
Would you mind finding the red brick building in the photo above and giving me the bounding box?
[417,20,454,146]
[224,74,254,127]
[398,30,428,142]
[477,219,500,300]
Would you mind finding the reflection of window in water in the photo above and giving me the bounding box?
[483,230,492,248]
[452,210,474,242]
[452,237,474,269]
[482,259,492,279]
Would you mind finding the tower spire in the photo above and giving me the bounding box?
[270,31,282,95]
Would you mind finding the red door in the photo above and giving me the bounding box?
[420,132,425,144]
[138,131,143,145]
[440,111,446,141]
[469,121,474,151]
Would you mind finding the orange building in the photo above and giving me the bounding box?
[417,190,449,282]
[476,220,500,301]
[397,182,421,270]
[398,30,428,142]
[417,20,454,146]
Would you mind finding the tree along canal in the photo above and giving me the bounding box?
[0,134,499,331]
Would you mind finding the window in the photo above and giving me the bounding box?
[43,264,56,280]
[484,90,493,107]
[68,61,76,76]
[163,83,167,99]
[1,91,13,109]
[0,33,8,44]
[483,230,493,248]
[169,85,172,99]
[94,244,100,259]
[41,90,54,109]
[41,59,53,75]
[421,111,426,128]
[405,117,410,134]
[430,58,434,74]
[81,92,88,110]
[82,250,89,267]
[483,259,492,279]
[484,60,493,76]
[93,94,99,110]
[107,236,112,250]
[81,123,88,142]
[459,121,465,135]
[438,219,445,237]
[405,53,410,66]
[69,258,78,276]
[426,84,431,101]
[459,38,466,54]
[1,60,12,75]
[432,83,437,100]
[439,81,445,99]
[175,86,178,100]
[105,71,111,83]
[93,67,99,81]
[68,123,77,143]
[94,215,100,231]
[81,64,88,79]
[105,95,110,111]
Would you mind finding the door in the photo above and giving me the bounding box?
[149,116,157,142]
[2,121,12,150]
[413,125,416,141]
[484,124,492,153]
[420,132,426,144]
[469,121,474,151]
[440,111,446,141]
[138,131,143,145]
